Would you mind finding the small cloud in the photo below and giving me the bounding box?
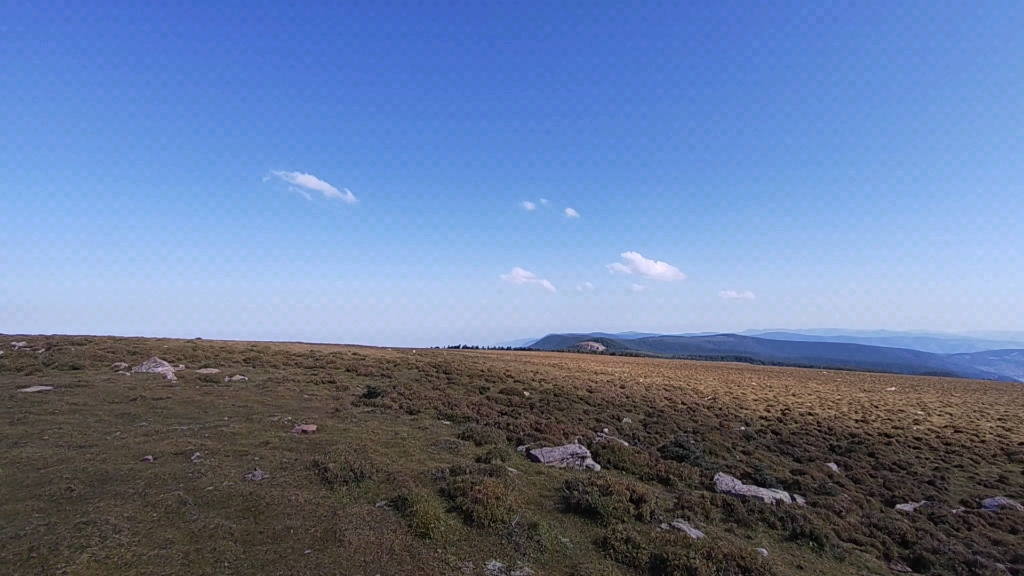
[564,207,580,218]
[267,171,357,204]
[630,284,647,292]
[500,267,556,293]
[521,201,537,211]
[607,252,686,281]
[540,198,550,206]
[719,290,756,300]
[576,282,595,291]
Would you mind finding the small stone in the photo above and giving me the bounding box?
[516,445,528,453]
[225,375,248,382]
[885,387,897,391]
[622,417,632,424]
[117,371,131,375]
[18,386,54,393]
[141,455,154,462]
[663,518,705,539]
[528,444,601,472]
[11,341,28,349]
[133,357,178,381]
[895,501,932,513]
[522,390,530,397]
[888,560,913,573]
[195,368,220,374]
[375,500,391,509]
[190,452,202,463]
[244,469,269,481]
[596,432,629,446]
[755,548,769,557]
[291,424,317,434]
[714,472,803,506]
[826,462,841,473]
[111,362,129,371]
[981,497,1024,512]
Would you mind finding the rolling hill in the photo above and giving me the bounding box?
[529,332,1021,382]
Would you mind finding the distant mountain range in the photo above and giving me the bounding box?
[525,331,1024,383]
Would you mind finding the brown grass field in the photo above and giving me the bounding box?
[2,334,1023,576]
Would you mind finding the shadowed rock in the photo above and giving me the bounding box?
[291,424,317,434]
[244,469,269,481]
[826,462,841,473]
[11,341,28,350]
[660,519,705,539]
[713,473,805,506]
[18,386,54,393]
[528,443,601,472]
[225,375,249,382]
[195,368,221,374]
[111,362,129,371]
[895,501,933,513]
[133,357,178,381]
[981,497,1024,512]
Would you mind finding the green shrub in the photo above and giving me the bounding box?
[438,464,520,529]
[361,385,385,399]
[659,434,705,468]
[651,540,775,576]
[309,452,378,488]
[563,475,659,524]
[476,446,515,464]
[458,424,508,447]
[599,524,653,570]
[591,442,697,487]
[392,491,452,541]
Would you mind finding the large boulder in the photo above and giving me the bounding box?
[132,357,178,381]
[713,473,805,506]
[527,443,601,472]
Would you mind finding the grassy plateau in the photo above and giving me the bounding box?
[1,335,1023,576]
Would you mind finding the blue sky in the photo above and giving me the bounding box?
[2,1,1021,346]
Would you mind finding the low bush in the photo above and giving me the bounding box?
[458,424,508,447]
[309,452,378,488]
[563,475,659,524]
[437,464,520,529]
[391,491,452,541]
[659,434,705,468]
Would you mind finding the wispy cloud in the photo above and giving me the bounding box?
[540,198,550,206]
[521,201,537,211]
[500,267,556,293]
[630,284,648,292]
[267,171,357,204]
[576,282,594,291]
[719,290,756,300]
[564,207,580,218]
[607,252,686,281]
[289,186,312,201]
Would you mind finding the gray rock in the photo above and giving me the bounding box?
[111,362,129,371]
[244,468,269,481]
[18,386,54,393]
[895,501,932,513]
[660,519,705,539]
[755,548,769,557]
[190,452,202,463]
[713,473,805,506]
[621,417,632,424]
[826,462,841,473]
[195,368,221,374]
[528,444,601,472]
[10,341,28,349]
[225,375,249,382]
[132,357,178,381]
[596,432,629,446]
[981,497,1024,512]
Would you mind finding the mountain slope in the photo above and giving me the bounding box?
[745,330,1024,354]
[947,349,1024,383]
[530,333,1014,382]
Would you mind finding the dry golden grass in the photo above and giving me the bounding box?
[1,334,1022,575]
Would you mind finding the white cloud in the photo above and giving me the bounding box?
[564,207,580,218]
[719,290,756,300]
[500,267,556,293]
[630,284,648,292]
[521,201,537,211]
[268,171,357,204]
[288,186,312,201]
[576,282,594,291]
[540,198,550,206]
[606,252,686,281]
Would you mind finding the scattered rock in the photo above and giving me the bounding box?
[659,519,705,539]
[111,362,129,371]
[515,445,528,453]
[18,386,54,393]
[527,444,601,472]
[291,424,317,434]
[190,452,202,463]
[225,375,249,382]
[141,455,154,462]
[713,473,805,506]
[483,560,534,576]
[826,462,841,473]
[895,501,933,513]
[244,469,269,481]
[596,431,629,446]
[10,341,28,350]
[888,559,913,573]
[172,364,186,371]
[195,368,221,374]
[885,387,897,391]
[375,500,392,509]
[755,548,769,557]
[981,497,1024,512]
[116,371,131,375]
[132,357,178,381]
[621,417,632,424]
[522,390,530,397]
